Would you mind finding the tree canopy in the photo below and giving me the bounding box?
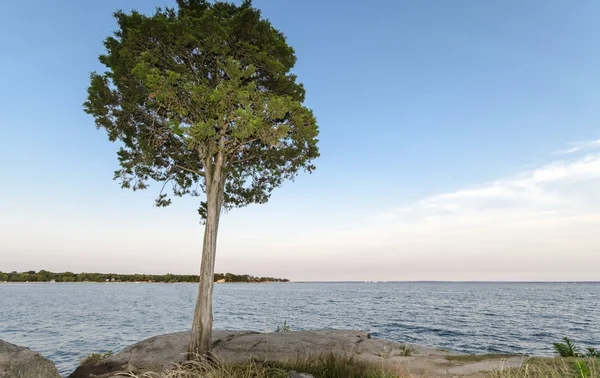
[85,0,319,218]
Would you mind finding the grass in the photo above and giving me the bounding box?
[445,354,520,363]
[81,351,113,365]
[486,357,600,378]
[125,353,407,378]
[378,345,416,359]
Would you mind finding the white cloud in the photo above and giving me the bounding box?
[554,138,600,155]
[287,149,600,280]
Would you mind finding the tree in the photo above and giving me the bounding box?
[85,0,319,357]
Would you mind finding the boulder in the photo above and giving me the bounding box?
[68,330,258,378]
[68,329,519,378]
[69,330,426,377]
[0,339,60,378]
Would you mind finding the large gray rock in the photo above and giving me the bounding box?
[68,330,521,378]
[68,330,428,377]
[0,339,60,378]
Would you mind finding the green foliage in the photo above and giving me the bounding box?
[81,351,113,366]
[555,337,581,357]
[84,0,319,218]
[487,357,600,378]
[275,320,290,332]
[587,348,600,359]
[553,337,600,359]
[574,359,592,378]
[0,270,288,283]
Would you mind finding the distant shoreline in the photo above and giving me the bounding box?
[0,270,289,284]
[0,281,289,284]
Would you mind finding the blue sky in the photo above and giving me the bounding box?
[1,0,600,280]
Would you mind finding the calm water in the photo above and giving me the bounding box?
[1,282,599,376]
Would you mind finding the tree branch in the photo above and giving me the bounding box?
[176,164,205,177]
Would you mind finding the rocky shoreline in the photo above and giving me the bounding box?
[0,339,61,378]
[1,330,526,378]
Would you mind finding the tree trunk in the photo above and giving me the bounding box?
[188,164,224,358]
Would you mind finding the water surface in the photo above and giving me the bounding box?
[1,282,599,376]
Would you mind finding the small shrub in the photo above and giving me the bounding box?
[587,348,600,358]
[275,320,290,332]
[553,337,600,359]
[554,337,580,357]
[81,351,113,365]
[396,345,415,357]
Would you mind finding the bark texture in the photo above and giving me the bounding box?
[188,157,225,357]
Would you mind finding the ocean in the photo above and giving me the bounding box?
[1,282,598,376]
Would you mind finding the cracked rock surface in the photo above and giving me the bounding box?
[67,330,525,378]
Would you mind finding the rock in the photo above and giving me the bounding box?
[68,330,259,378]
[0,339,60,378]
[68,329,519,378]
[69,330,423,377]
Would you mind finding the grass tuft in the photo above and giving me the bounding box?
[124,353,406,378]
[487,357,600,378]
[81,351,113,365]
[445,354,519,362]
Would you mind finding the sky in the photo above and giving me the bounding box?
[1,0,599,281]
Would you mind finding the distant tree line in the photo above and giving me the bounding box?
[0,270,289,283]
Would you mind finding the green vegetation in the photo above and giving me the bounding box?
[85,0,319,357]
[487,357,600,378]
[275,320,290,332]
[0,270,288,283]
[81,351,113,366]
[274,354,402,378]
[395,345,415,357]
[554,337,600,358]
[487,338,600,378]
[445,354,520,362]
[378,345,415,359]
[130,354,404,378]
